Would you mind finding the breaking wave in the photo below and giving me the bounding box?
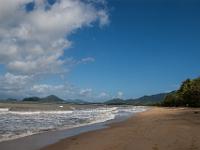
[0,106,146,142]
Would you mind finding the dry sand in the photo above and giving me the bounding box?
[41,107,200,150]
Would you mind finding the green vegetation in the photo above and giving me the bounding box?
[22,95,90,104]
[104,93,168,106]
[104,98,127,105]
[162,77,200,107]
[126,93,167,106]
[106,77,200,107]
[23,95,64,103]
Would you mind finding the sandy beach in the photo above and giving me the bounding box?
[41,107,200,150]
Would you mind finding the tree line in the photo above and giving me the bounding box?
[162,77,200,107]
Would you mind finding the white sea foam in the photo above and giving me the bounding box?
[0,106,147,142]
[0,108,9,112]
[0,131,36,143]
[4,110,73,115]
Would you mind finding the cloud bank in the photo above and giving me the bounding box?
[0,0,110,100]
[0,0,108,75]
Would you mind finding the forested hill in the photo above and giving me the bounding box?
[23,95,64,103]
[105,93,168,105]
[162,77,200,107]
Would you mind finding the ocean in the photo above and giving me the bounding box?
[0,106,146,142]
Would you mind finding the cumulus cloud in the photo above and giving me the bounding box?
[0,0,109,100]
[30,83,80,99]
[0,73,32,90]
[0,73,96,100]
[0,73,108,100]
[98,92,109,98]
[0,0,108,75]
[79,57,95,64]
[116,91,124,98]
[0,73,33,98]
[79,88,93,97]
[0,73,116,101]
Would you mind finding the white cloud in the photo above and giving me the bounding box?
[116,91,123,98]
[79,88,93,97]
[0,73,33,98]
[0,0,110,100]
[0,73,87,99]
[0,0,108,75]
[98,10,109,27]
[0,73,32,89]
[0,0,31,23]
[0,73,113,100]
[98,92,109,98]
[79,57,95,64]
[30,84,77,98]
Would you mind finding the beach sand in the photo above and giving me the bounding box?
[41,107,200,150]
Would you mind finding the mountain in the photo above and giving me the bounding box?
[40,95,64,102]
[65,99,90,105]
[104,93,168,106]
[104,98,127,105]
[22,95,90,104]
[23,97,41,102]
[126,93,168,105]
[6,98,18,102]
[23,95,64,103]
[0,98,18,102]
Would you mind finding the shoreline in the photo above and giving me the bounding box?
[0,123,107,150]
[1,107,200,150]
[41,107,200,150]
[0,106,147,150]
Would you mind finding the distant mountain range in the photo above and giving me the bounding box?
[23,95,64,103]
[0,93,169,106]
[104,93,168,105]
[22,95,90,104]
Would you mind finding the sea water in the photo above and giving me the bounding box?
[0,106,146,142]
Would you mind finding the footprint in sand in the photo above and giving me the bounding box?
[190,137,199,150]
[152,144,159,150]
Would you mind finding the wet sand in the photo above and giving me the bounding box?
[41,107,200,150]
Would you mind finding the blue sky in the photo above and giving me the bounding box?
[67,0,200,98]
[0,0,200,101]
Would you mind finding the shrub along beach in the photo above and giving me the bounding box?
[162,77,200,107]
